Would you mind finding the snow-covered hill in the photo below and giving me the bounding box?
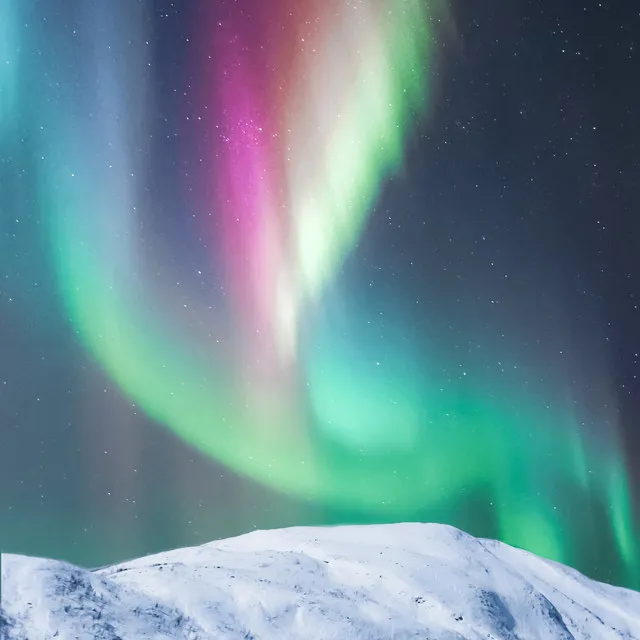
[2,523,639,639]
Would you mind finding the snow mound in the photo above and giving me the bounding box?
[2,522,639,639]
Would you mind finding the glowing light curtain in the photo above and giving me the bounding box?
[5,0,639,588]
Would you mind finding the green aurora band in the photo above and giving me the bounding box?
[6,0,639,587]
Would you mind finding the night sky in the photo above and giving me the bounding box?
[1,0,640,590]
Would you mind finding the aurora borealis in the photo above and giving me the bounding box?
[1,0,639,590]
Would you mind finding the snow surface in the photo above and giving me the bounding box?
[2,522,639,639]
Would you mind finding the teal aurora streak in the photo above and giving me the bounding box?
[5,0,639,588]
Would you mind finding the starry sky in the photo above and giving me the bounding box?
[1,0,640,589]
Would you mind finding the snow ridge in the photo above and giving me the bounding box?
[2,523,639,639]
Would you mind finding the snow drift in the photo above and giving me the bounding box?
[2,523,639,639]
